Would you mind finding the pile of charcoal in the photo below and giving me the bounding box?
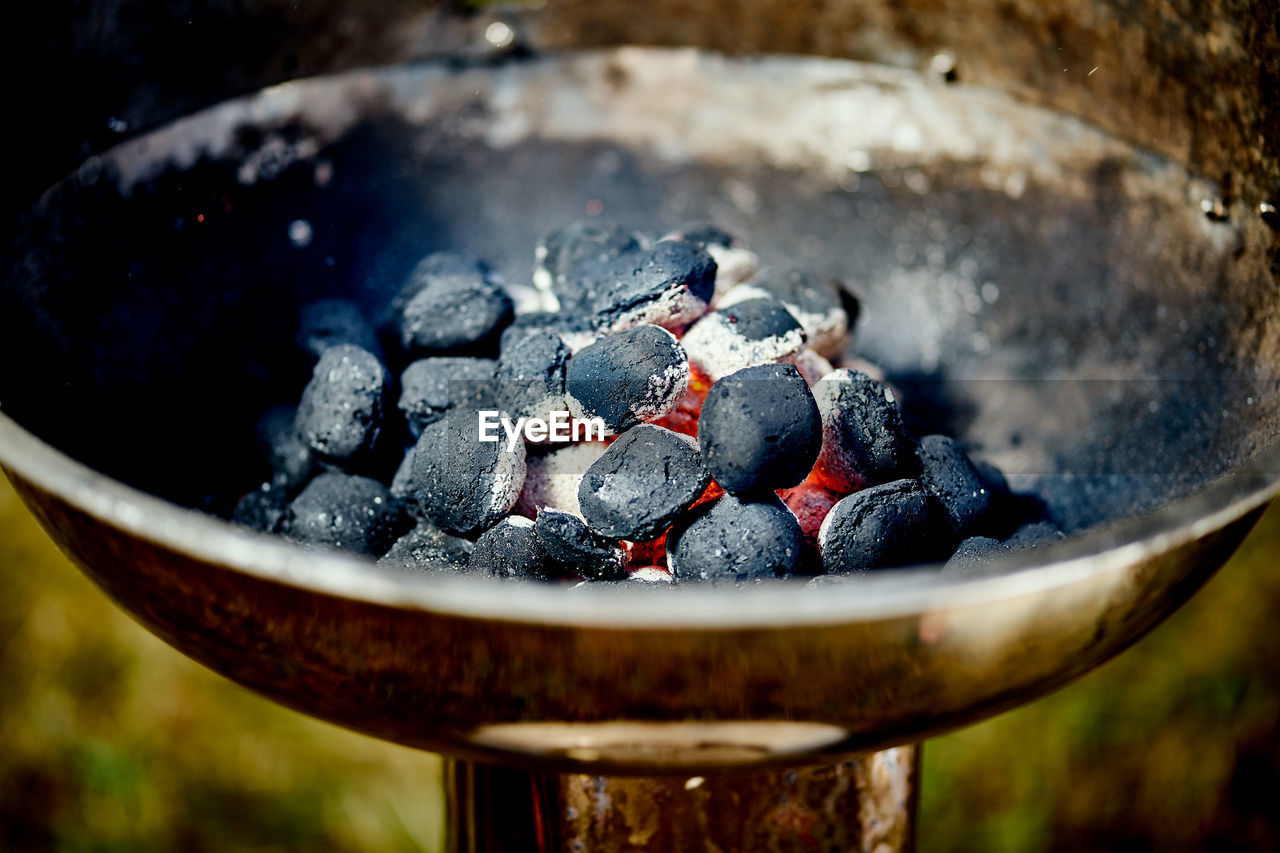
[232,221,1062,584]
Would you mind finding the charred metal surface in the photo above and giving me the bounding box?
[518,0,1280,209]
[3,1,1277,222]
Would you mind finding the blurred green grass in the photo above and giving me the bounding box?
[0,478,444,853]
[2,474,1278,851]
[920,500,1280,853]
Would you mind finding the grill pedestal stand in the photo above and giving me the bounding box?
[446,747,918,852]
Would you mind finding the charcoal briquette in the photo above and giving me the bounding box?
[662,225,759,300]
[294,344,388,466]
[915,434,991,536]
[296,298,381,361]
[535,507,628,580]
[232,482,289,532]
[943,536,1011,577]
[973,458,1012,506]
[496,328,570,424]
[282,472,404,555]
[399,357,497,437]
[468,516,554,580]
[698,363,822,494]
[403,414,527,535]
[500,312,597,354]
[392,254,513,356]
[812,368,911,490]
[578,424,710,541]
[681,298,808,381]
[378,520,473,573]
[1006,520,1066,550]
[722,270,858,357]
[591,240,716,332]
[534,220,643,314]
[818,479,939,573]
[565,324,690,434]
[255,403,314,492]
[667,492,805,582]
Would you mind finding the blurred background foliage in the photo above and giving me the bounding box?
[2,474,1277,852]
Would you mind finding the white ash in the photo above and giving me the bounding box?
[716,283,772,308]
[705,243,760,303]
[681,311,808,382]
[600,284,709,335]
[629,567,674,584]
[515,441,608,519]
[559,327,601,353]
[636,359,692,423]
[485,441,528,521]
[504,280,546,315]
[720,282,848,357]
[834,356,901,399]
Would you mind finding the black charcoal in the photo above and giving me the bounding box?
[296,298,381,360]
[591,241,716,332]
[255,404,314,492]
[698,363,822,494]
[812,369,911,490]
[578,424,710,541]
[403,414,527,535]
[915,434,991,536]
[535,508,628,581]
[565,324,689,434]
[667,493,805,582]
[399,357,497,436]
[973,458,1012,506]
[681,298,807,381]
[282,472,404,555]
[721,270,856,357]
[389,443,418,501]
[500,312,596,354]
[232,482,289,532]
[403,250,490,282]
[391,253,513,356]
[378,520,473,572]
[534,220,643,314]
[663,225,759,300]
[294,344,388,465]
[943,536,1011,577]
[674,225,736,249]
[1006,520,1065,550]
[468,517,554,580]
[496,329,570,423]
[819,479,938,573]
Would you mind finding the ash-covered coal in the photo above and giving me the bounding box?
[230,220,1057,582]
